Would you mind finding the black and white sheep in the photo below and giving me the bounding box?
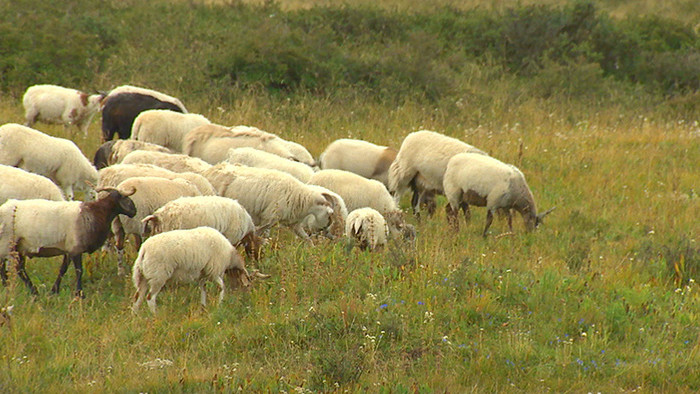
[0,165,64,205]
[100,85,187,142]
[0,123,98,200]
[131,109,211,153]
[0,188,136,295]
[443,153,554,236]
[131,226,253,314]
[22,84,104,137]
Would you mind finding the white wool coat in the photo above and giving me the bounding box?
[0,165,64,205]
[0,123,97,200]
[184,124,295,164]
[131,109,210,152]
[226,147,314,182]
[120,150,212,174]
[345,208,389,251]
[319,138,397,187]
[107,140,172,165]
[98,163,216,196]
[22,84,103,137]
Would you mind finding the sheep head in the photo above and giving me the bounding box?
[95,186,137,218]
[535,207,556,228]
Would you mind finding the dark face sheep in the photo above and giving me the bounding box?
[101,93,184,142]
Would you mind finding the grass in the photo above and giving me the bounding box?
[0,0,699,391]
[0,90,697,392]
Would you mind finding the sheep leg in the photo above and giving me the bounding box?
[422,191,437,217]
[72,255,84,298]
[0,259,8,286]
[114,223,126,276]
[132,284,148,313]
[445,204,460,231]
[215,277,226,304]
[292,224,313,244]
[460,202,471,228]
[15,255,38,295]
[505,209,513,232]
[50,254,71,294]
[199,282,208,307]
[483,210,494,238]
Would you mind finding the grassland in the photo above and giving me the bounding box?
[0,0,699,392]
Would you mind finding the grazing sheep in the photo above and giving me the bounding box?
[229,125,316,167]
[93,139,172,170]
[308,169,407,238]
[142,196,264,260]
[301,185,348,239]
[131,227,253,314]
[345,208,389,251]
[101,85,187,142]
[0,123,98,200]
[131,109,211,153]
[22,84,104,137]
[120,150,212,174]
[184,124,297,164]
[388,130,486,216]
[202,163,334,241]
[443,153,554,236]
[0,188,136,295]
[97,163,216,196]
[0,165,65,205]
[319,138,397,188]
[226,147,314,182]
[111,177,203,274]
[279,138,316,168]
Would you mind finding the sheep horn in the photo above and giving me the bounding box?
[94,186,119,194]
[250,269,271,279]
[122,187,137,197]
[537,207,556,220]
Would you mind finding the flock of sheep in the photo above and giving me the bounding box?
[0,84,553,313]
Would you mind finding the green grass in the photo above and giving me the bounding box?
[0,0,699,391]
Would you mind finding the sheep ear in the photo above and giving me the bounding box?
[321,193,335,208]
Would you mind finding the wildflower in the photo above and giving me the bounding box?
[379,304,388,309]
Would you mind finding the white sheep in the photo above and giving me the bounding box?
[319,138,397,188]
[93,139,173,169]
[0,188,136,294]
[279,138,316,168]
[111,177,203,274]
[229,126,316,167]
[226,147,314,182]
[184,124,296,164]
[131,226,251,314]
[0,123,98,200]
[308,169,406,238]
[345,208,389,251]
[0,165,65,205]
[97,163,216,196]
[443,153,554,236]
[388,130,486,215]
[301,185,348,239]
[202,163,334,241]
[131,109,211,152]
[141,196,264,260]
[22,84,104,137]
[120,150,212,174]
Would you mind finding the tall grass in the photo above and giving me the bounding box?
[0,0,698,391]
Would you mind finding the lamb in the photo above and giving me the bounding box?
[301,185,348,239]
[101,85,187,142]
[0,188,136,295]
[308,169,408,239]
[93,139,172,170]
[131,227,252,314]
[226,147,314,182]
[388,130,487,215]
[111,177,203,274]
[0,165,65,205]
[345,208,389,251]
[319,138,397,188]
[202,163,334,241]
[131,109,211,153]
[141,196,264,260]
[0,123,98,200]
[22,84,104,137]
[443,153,554,236]
[97,163,216,196]
[120,150,212,174]
[184,124,297,164]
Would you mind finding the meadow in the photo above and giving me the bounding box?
[0,0,698,392]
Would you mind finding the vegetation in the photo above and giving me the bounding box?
[0,0,698,392]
